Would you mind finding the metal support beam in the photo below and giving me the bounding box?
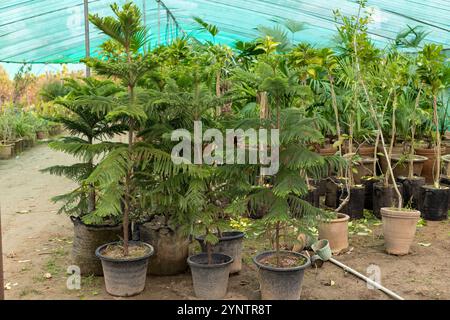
[83,0,91,77]
[143,0,147,53]
[0,206,4,300]
[157,0,161,45]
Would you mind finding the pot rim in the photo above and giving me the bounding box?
[95,241,154,263]
[187,253,233,269]
[442,154,450,163]
[253,250,311,272]
[195,231,245,242]
[321,213,350,223]
[380,207,420,218]
[397,176,426,181]
[391,154,428,162]
[421,184,450,191]
[70,215,121,229]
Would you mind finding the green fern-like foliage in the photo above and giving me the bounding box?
[41,78,126,220]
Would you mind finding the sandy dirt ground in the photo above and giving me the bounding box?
[1,142,449,300]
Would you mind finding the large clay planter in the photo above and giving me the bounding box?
[358,145,375,157]
[353,157,376,184]
[319,146,337,156]
[0,144,14,160]
[71,216,123,276]
[391,154,427,178]
[416,147,447,183]
[381,208,420,255]
[443,155,450,176]
[379,144,406,174]
[139,222,190,276]
[318,213,349,254]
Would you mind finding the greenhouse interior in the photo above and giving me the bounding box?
[0,0,449,304]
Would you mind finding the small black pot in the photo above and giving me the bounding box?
[196,231,245,274]
[316,178,327,197]
[302,186,320,208]
[338,185,365,219]
[253,251,311,300]
[325,177,346,208]
[419,185,449,221]
[361,176,381,210]
[397,176,426,210]
[96,241,154,297]
[373,183,404,219]
[188,253,233,299]
[440,175,450,208]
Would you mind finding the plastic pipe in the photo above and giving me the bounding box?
[329,257,404,301]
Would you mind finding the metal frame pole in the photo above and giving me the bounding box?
[157,0,161,45]
[83,0,91,77]
[143,0,147,54]
[0,206,4,300]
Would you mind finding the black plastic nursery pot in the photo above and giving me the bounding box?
[71,216,123,276]
[302,186,320,208]
[96,241,154,297]
[419,185,449,221]
[325,177,346,208]
[196,231,244,274]
[337,185,365,219]
[187,253,233,300]
[441,175,450,209]
[253,251,311,300]
[372,183,404,219]
[139,221,190,276]
[361,176,381,210]
[397,176,426,210]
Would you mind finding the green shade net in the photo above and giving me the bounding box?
[0,0,449,64]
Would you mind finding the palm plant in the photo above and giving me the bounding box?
[418,44,449,188]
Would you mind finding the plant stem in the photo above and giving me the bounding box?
[385,93,397,186]
[408,85,422,179]
[433,95,441,188]
[352,2,402,208]
[275,221,280,267]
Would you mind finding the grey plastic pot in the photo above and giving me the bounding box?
[196,231,244,274]
[96,241,154,297]
[253,251,311,300]
[187,253,233,300]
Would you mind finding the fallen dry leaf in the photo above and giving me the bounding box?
[418,242,431,247]
[44,273,52,279]
[6,252,17,259]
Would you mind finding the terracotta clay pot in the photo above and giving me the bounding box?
[443,154,450,176]
[0,144,14,160]
[319,146,337,156]
[318,213,349,254]
[391,154,428,178]
[353,157,377,184]
[381,208,420,255]
[415,147,447,184]
[358,145,375,157]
